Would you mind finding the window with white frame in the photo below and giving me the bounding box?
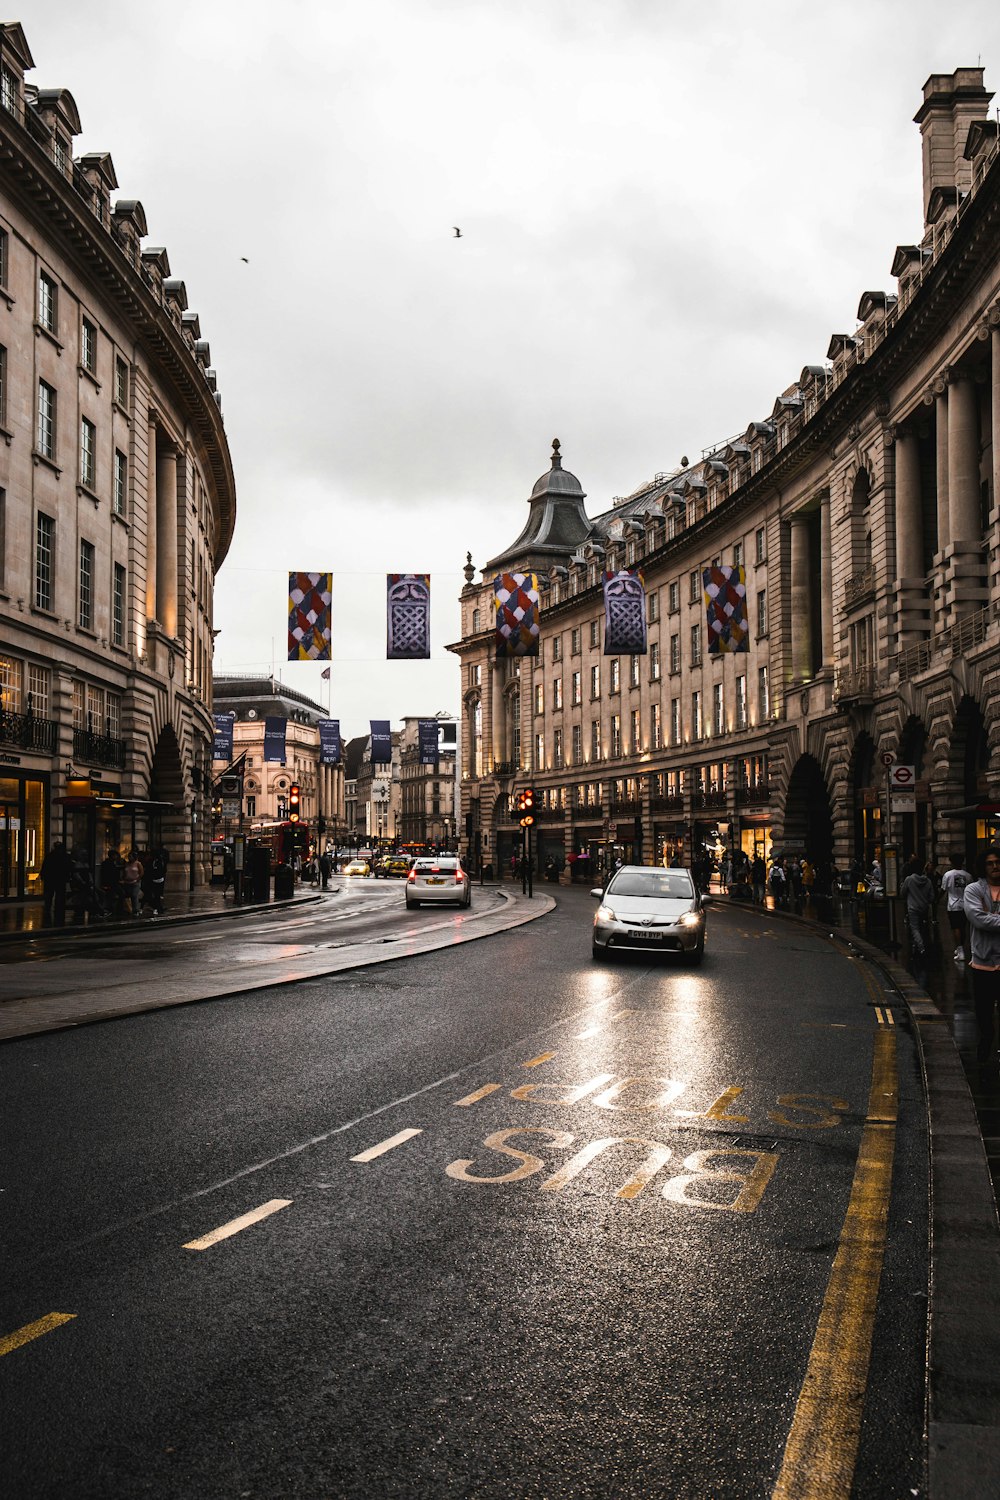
[713,682,724,736]
[629,655,640,689]
[733,540,744,570]
[0,653,23,711]
[668,580,679,613]
[630,709,640,755]
[71,678,85,729]
[591,720,601,761]
[553,727,563,768]
[590,664,600,699]
[755,526,766,564]
[610,713,621,757]
[735,673,747,729]
[114,450,127,516]
[552,636,562,662]
[534,683,544,715]
[670,698,680,747]
[0,343,6,427]
[758,664,769,719]
[571,670,581,706]
[609,658,620,693]
[86,681,104,731]
[650,702,662,750]
[80,418,96,489]
[590,620,600,648]
[78,539,94,629]
[81,317,97,373]
[115,356,129,408]
[648,590,659,624]
[0,226,7,287]
[692,690,702,740]
[757,589,768,636]
[35,511,54,610]
[553,678,562,710]
[690,623,702,666]
[106,691,121,739]
[113,563,126,647]
[38,270,57,333]
[470,663,481,687]
[572,724,582,764]
[37,380,56,460]
[669,634,680,673]
[689,569,700,603]
[571,626,581,654]
[650,641,660,680]
[535,732,545,770]
[0,64,16,115]
[27,662,50,717]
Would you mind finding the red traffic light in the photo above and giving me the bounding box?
[288,782,301,822]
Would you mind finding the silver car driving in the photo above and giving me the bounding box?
[592,865,706,964]
[406,856,471,909]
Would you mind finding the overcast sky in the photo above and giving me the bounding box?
[25,1,1000,735]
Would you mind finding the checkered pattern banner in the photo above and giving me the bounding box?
[603,567,647,654]
[704,564,749,653]
[494,572,540,658]
[387,574,431,659]
[287,572,332,661]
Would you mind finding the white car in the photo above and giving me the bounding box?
[592,865,706,964]
[406,857,471,909]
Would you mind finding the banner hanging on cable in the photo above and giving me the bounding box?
[603,567,647,654]
[387,574,431,659]
[263,717,287,763]
[494,572,540,658]
[318,719,341,765]
[370,720,392,765]
[287,571,332,661]
[212,714,234,762]
[703,564,749,653]
[418,720,439,765]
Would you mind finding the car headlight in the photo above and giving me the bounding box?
[595,905,616,923]
[680,910,703,927]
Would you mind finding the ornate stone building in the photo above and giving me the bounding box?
[0,22,236,896]
[451,68,1000,884]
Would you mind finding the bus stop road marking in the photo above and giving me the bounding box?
[350,1128,424,1163]
[0,1313,76,1358]
[183,1199,293,1251]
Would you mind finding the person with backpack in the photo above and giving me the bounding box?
[941,853,973,963]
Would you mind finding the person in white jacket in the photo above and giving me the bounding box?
[963,846,1000,1066]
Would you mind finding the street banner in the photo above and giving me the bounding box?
[212,713,234,761]
[319,719,341,765]
[494,571,540,658]
[418,720,439,765]
[287,571,332,661]
[603,567,647,654]
[370,720,392,765]
[703,564,749,653]
[387,573,431,659]
[263,716,287,763]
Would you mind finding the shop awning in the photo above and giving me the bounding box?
[53,794,180,812]
[938,803,1000,819]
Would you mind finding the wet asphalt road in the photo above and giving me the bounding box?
[0,888,928,1498]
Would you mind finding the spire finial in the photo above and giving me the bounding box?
[551,437,562,468]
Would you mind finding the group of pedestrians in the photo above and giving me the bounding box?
[40,840,169,926]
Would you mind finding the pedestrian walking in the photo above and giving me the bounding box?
[752,854,766,905]
[319,850,332,890]
[143,844,168,916]
[899,857,935,965]
[40,840,72,927]
[941,854,973,962]
[768,858,786,909]
[963,845,1000,1068]
[123,849,144,917]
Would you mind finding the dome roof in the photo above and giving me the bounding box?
[529,438,586,502]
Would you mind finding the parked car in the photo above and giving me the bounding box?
[343,859,370,878]
[591,865,705,964]
[406,856,471,909]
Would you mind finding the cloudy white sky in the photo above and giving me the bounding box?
[24,0,1000,735]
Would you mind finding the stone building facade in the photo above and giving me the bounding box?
[0,23,236,897]
[211,676,345,841]
[450,69,1000,885]
[398,716,459,849]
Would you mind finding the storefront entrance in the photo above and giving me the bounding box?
[0,773,47,900]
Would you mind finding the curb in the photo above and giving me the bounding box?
[0,893,325,945]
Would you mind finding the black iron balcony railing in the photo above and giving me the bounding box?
[737,781,771,807]
[693,789,728,810]
[833,664,878,703]
[73,727,127,769]
[650,794,685,814]
[0,708,58,753]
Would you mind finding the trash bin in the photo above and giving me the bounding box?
[274,863,295,900]
[247,844,271,903]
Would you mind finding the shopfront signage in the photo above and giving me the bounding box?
[0,753,21,765]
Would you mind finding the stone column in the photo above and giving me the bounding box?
[789,513,812,683]
[895,429,924,579]
[948,374,981,544]
[992,324,1000,525]
[935,388,950,555]
[156,444,179,638]
[145,418,158,622]
[820,495,834,667]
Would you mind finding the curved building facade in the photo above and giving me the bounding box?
[0,23,236,898]
[451,68,1000,886]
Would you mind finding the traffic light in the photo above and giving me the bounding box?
[288,782,301,822]
[516,786,536,827]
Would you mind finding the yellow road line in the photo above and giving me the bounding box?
[454,1083,502,1107]
[771,1026,898,1498]
[0,1312,76,1358]
[350,1128,423,1163]
[183,1198,292,1251]
[523,1051,556,1068]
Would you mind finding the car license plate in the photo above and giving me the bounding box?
[426,877,445,885]
[627,929,663,941]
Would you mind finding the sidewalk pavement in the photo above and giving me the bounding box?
[0,883,324,942]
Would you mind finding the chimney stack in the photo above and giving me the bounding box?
[914,68,993,228]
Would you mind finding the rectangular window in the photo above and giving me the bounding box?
[610,658,620,693]
[590,620,600,649]
[0,487,6,590]
[86,682,104,731]
[553,678,562,711]
[535,732,545,771]
[552,636,562,662]
[571,670,581,706]
[690,623,702,666]
[0,64,17,116]
[72,678,85,729]
[37,380,56,459]
[553,727,563,769]
[81,317,97,373]
[610,713,621,758]
[571,627,581,655]
[534,683,544,715]
[35,512,54,611]
[713,682,724,736]
[689,569,700,603]
[670,634,680,674]
[114,450,128,516]
[0,226,7,287]
[692,690,702,741]
[590,664,601,700]
[38,270,57,333]
[79,539,95,629]
[113,563,126,647]
[733,540,744,570]
[650,641,660,681]
[572,724,582,765]
[591,720,601,762]
[27,662,50,717]
[630,709,640,755]
[0,653,23,712]
[647,590,659,624]
[757,589,768,636]
[650,702,662,751]
[670,698,680,747]
[735,673,747,730]
[80,417,96,488]
[115,355,130,407]
[470,663,481,687]
[668,580,679,614]
[758,665,769,719]
[0,342,6,426]
[629,655,640,689]
[755,526,766,564]
[106,691,121,739]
